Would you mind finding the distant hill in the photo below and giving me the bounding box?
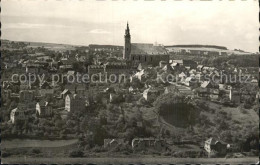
[165,45,228,50]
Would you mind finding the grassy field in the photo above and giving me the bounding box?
[26,41,77,51]
[2,139,78,149]
[2,157,258,164]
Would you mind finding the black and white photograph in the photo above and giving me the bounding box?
[1,0,259,164]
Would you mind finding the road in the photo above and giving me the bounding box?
[2,157,258,164]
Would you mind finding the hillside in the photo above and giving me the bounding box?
[157,97,258,151]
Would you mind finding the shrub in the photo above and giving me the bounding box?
[30,148,41,154]
[69,149,84,157]
[1,151,12,157]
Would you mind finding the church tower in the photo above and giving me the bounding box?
[123,22,131,60]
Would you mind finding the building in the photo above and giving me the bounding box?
[183,60,197,69]
[19,90,35,103]
[10,103,32,124]
[204,137,227,157]
[209,89,220,101]
[88,62,130,83]
[19,81,32,90]
[10,108,28,124]
[105,61,130,82]
[142,87,160,101]
[229,88,240,104]
[39,81,54,96]
[60,89,72,99]
[89,44,123,52]
[123,23,169,66]
[36,100,53,117]
[88,65,105,78]
[183,77,197,87]
[65,94,86,112]
[25,63,43,74]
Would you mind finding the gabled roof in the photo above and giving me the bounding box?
[201,81,211,88]
[61,89,71,95]
[67,70,75,75]
[40,81,51,89]
[131,43,168,55]
[38,100,49,106]
[179,72,186,77]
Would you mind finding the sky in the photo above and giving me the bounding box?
[1,0,259,52]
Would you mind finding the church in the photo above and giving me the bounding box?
[123,23,169,66]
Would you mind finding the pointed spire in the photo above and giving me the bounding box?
[125,21,130,37]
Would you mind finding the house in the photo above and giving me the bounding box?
[110,92,125,103]
[36,100,53,117]
[104,61,130,81]
[143,87,159,101]
[203,66,210,71]
[159,61,168,68]
[170,62,180,69]
[197,65,204,71]
[10,103,31,124]
[209,89,220,101]
[60,89,72,99]
[251,79,258,85]
[137,63,142,71]
[178,72,187,81]
[176,85,194,97]
[218,84,226,90]
[171,60,183,65]
[20,81,32,90]
[19,90,35,103]
[25,63,42,74]
[131,138,167,151]
[59,57,75,70]
[39,81,54,96]
[129,86,134,93]
[164,85,177,94]
[201,81,214,88]
[10,108,27,124]
[183,77,196,87]
[65,94,86,112]
[2,89,12,100]
[134,69,145,81]
[183,60,197,69]
[189,69,196,74]
[229,88,240,104]
[204,137,227,157]
[104,138,124,148]
[66,70,75,76]
[195,87,209,99]
[64,84,87,96]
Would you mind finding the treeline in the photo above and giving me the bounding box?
[201,55,259,68]
[165,45,227,50]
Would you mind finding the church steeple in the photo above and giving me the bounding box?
[123,22,131,60]
[125,21,131,37]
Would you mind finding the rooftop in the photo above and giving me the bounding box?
[131,43,168,55]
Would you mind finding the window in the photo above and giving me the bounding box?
[145,56,146,62]
[133,56,135,60]
[139,56,141,60]
[151,57,152,61]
